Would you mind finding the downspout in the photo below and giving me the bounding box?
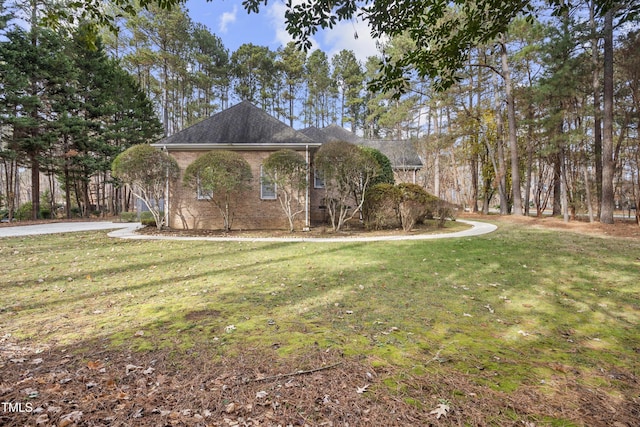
[163,145,170,228]
[304,145,310,231]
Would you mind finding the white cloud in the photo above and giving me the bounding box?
[265,2,381,63]
[266,1,319,51]
[322,19,382,63]
[218,5,238,34]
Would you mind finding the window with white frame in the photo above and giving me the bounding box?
[314,168,325,189]
[260,165,277,200]
[196,175,213,200]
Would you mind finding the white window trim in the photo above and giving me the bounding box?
[314,168,325,189]
[196,176,213,200]
[260,165,277,200]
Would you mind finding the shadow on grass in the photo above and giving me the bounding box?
[1,227,639,426]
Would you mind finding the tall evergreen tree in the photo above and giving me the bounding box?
[332,49,364,132]
[305,49,335,127]
[277,42,306,127]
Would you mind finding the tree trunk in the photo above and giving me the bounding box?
[30,154,40,220]
[494,74,509,215]
[500,40,522,215]
[433,106,440,198]
[582,162,595,223]
[600,8,615,224]
[560,147,569,223]
[552,151,562,216]
[524,103,534,216]
[471,154,479,213]
[590,2,603,217]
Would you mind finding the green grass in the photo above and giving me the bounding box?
[1,221,639,423]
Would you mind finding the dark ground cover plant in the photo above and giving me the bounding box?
[0,216,638,426]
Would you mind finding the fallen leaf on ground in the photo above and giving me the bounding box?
[125,364,143,375]
[34,414,49,425]
[430,403,450,419]
[59,410,83,427]
[356,384,369,394]
[87,360,103,370]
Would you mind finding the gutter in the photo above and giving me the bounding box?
[151,142,323,151]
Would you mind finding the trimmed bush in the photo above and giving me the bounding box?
[435,201,457,227]
[120,212,138,223]
[140,211,163,227]
[396,184,437,231]
[364,183,455,231]
[363,183,401,230]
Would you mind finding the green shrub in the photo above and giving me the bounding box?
[140,211,163,227]
[364,183,455,231]
[15,202,32,220]
[396,183,439,231]
[40,207,52,219]
[359,146,395,186]
[120,212,138,223]
[363,183,401,230]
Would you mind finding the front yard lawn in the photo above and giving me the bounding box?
[1,218,638,425]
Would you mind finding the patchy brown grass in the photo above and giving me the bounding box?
[463,212,640,240]
[2,337,638,426]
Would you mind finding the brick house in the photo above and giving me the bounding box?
[154,101,422,230]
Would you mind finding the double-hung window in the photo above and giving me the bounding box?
[314,168,325,189]
[260,165,277,200]
[196,175,213,200]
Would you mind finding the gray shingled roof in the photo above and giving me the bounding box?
[157,101,316,146]
[154,103,422,170]
[300,126,335,144]
[302,125,422,170]
[318,124,365,144]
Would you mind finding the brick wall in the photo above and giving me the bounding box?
[168,149,327,230]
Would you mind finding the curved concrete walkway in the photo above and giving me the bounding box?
[0,221,135,238]
[0,219,497,241]
[107,219,497,242]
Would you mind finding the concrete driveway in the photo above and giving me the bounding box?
[0,222,137,238]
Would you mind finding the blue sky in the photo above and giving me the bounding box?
[184,0,381,63]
